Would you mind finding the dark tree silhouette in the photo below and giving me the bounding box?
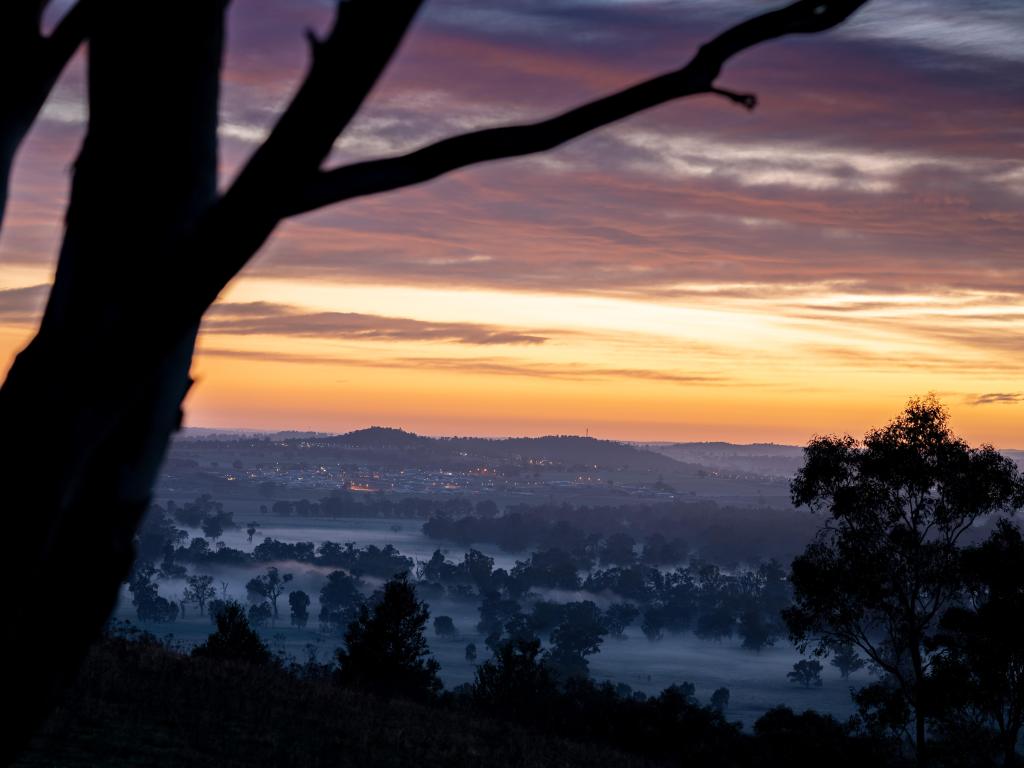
[788,659,824,688]
[289,589,311,629]
[0,0,871,752]
[245,566,294,619]
[830,642,866,680]
[473,638,558,721]
[247,601,272,628]
[931,519,1024,767]
[184,574,217,616]
[547,601,608,681]
[710,687,730,713]
[784,396,1024,766]
[192,601,273,666]
[433,615,457,637]
[335,575,441,701]
[319,569,364,632]
[201,515,224,543]
[604,603,640,639]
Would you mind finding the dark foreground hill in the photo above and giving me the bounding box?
[14,637,655,768]
[14,633,895,768]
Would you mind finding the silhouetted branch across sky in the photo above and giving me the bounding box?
[0,0,873,758]
[283,0,869,216]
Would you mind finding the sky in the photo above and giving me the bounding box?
[1,0,1022,445]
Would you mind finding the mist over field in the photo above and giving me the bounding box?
[112,426,1003,726]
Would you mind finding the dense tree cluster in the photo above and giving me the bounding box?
[422,499,819,564]
[335,575,442,701]
[127,565,179,624]
[785,397,1024,766]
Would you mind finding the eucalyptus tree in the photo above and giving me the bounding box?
[0,0,872,753]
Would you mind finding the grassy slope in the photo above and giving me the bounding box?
[15,639,657,768]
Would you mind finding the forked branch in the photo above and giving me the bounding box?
[188,0,867,325]
[281,0,868,217]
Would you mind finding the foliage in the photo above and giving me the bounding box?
[830,643,866,679]
[930,519,1024,766]
[472,638,558,721]
[710,687,730,712]
[318,570,363,632]
[788,660,823,688]
[183,574,216,615]
[335,575,441,701]
[433,615,457,637]
[127,566,178,624]
[547,601,608,681]
[784,396,1024,760]
[192,601,272,666]
[244,566,293,619]
[288,590,311,629]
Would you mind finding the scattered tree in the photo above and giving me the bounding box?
[547,601,607,681]
[289,590,311,629]
[473,638,558,721]
[245,566,294,619]
[127,566,179,623]
[334,575,441,701]
[319,570,363,632]
[201,515,224,542]
[183,574,216,616]
[247,602,272,628]
[788,660,823,689]
[603,603,640,639]
[433,615,457,637]
[711,687,731,713]
[192,601,272,666]
[830,643,866,680]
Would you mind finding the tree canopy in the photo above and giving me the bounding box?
[784,396,1024,765]
[335,575,441,701]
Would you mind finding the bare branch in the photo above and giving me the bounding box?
[225,0,424,210]
[284,0,868,217]
[185,0,423,297]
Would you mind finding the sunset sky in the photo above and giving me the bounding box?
[1,0,1022,445]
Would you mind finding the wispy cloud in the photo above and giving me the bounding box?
[966,392,1024,406]
[199,346,720,384]
[203,301,548,345]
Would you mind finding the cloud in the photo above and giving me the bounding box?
[203,301,548,345]
[198,346,720,384]
[966,392,1024,406]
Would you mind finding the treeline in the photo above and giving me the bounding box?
[132,500,795,653]
[419,547,792,652]
[421,502,819,564]
[151,490,819,564]
[52,579,893,768]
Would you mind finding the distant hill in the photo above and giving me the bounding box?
[646,442,1024,479]
[320,428,701,475]
[642,442,805,479]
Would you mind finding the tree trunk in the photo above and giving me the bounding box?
[0,3,226,758]
[911,646,928,768]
